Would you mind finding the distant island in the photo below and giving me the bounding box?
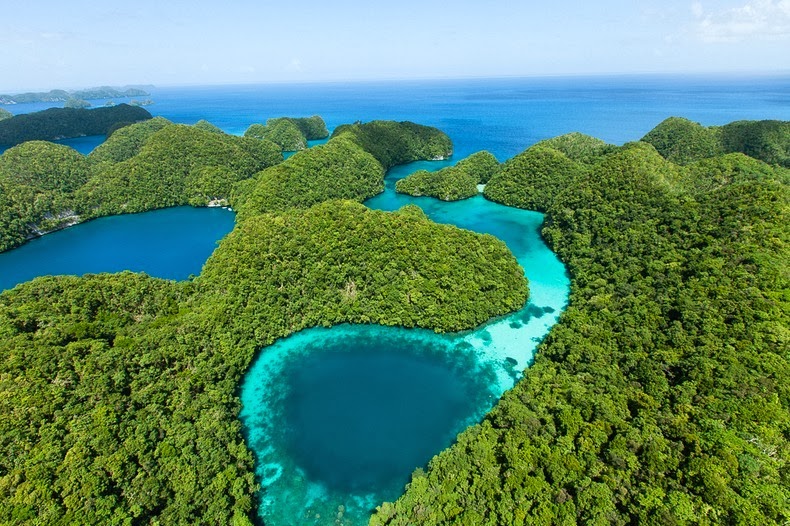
[0,86,152,105]
[0,104,152,148]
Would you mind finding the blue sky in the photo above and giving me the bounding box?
[2,0,789,91]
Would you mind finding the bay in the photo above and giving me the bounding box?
[0,206,235,292]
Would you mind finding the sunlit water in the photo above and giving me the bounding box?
[3,76,786,524]
[239,163,570,524]
[0,206,235,292]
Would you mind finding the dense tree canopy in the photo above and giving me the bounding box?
[332,120,453,169]
[484,145,585,211]
[395,151,500,201]
[0,104,152,148]
[77,124,282,215]
[643,117,789,167]
[371,140,790,525]
[0,108,13,121]
[0,141,89,250]
[0,197,528,524]
[533,132,617,164]
[233,136,384,219]
[0,114,787,525]
[244,116,329,152]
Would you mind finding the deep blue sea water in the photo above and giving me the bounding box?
[2,75,788,525]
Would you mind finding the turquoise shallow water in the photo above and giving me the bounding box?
[3,76,786,525]
[0,206,235,292]
[239,165,570,524]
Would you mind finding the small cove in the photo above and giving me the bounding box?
[0,206,235,292]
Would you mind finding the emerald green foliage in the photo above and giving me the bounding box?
[199,200,528,335]
[244,119,306,151]
[0,119,281,253]
[643,117,790,167]
[78,124,282,214]
[0,104,152,147]
[484,145,585,211]
[396,168,477,201]
[395,151,501,201]
[458,150,501,184]
[0,141,89,251]
[372,141,790,525]
[332,120,453,169]
[535,132,617,164]
[89,117,172,164]
[0,198,528,524]
[0,108,13,121]
[270,115,329,140]
[234,136,384,218]
[64,98,90,109]
[193,119,225,134]
[0,273,258,525]
[717,120,790,168]
[244,116,329,151]
[642,117,722,165]
[0,141,90,193]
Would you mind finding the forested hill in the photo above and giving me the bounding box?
[0,86,150,105]
[0,118,529,525]
[0,104,152,147]
[374,130,790,524]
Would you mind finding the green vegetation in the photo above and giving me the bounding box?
[77,124,282,214]
[0,104,153,148]
[193,119,225,134]
[0,108,13,121]
[244,116,329,151]
[236,120,450,218]
[718,120,790,167]
[643,117,790,167]
[234,136,384,218]
[64,98,91,109]
[0,141,89,250]
[332,120,453,169]
[1,114,787,525]
[0,119,282,252]
[534,131,617,164]
[395,151,500,201]
[89,117,172,164]
[0,200,527,524]
[372,140,790,525]
[0,86,149,105]
[484,145,585,211]
[641,117,722,165]
[245,120,306,151]
[199,200,528,334]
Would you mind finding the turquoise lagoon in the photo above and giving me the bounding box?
[0,206,235,292]
[3,75,787,524]
[238,164,570,525]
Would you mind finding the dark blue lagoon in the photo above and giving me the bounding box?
[3,75,786,525]
[239,167,570,524]
[0,206,235,292]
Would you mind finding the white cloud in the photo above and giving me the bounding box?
[693,0,790,42]
[287,58,304,73]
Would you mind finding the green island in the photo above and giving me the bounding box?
[0,104,153,148]
[244,115,330,152]
[395,150,500,201]
[0,86,150,105]
[0,115,788,525]
[375,126,790,525]
[0,118,527,524]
